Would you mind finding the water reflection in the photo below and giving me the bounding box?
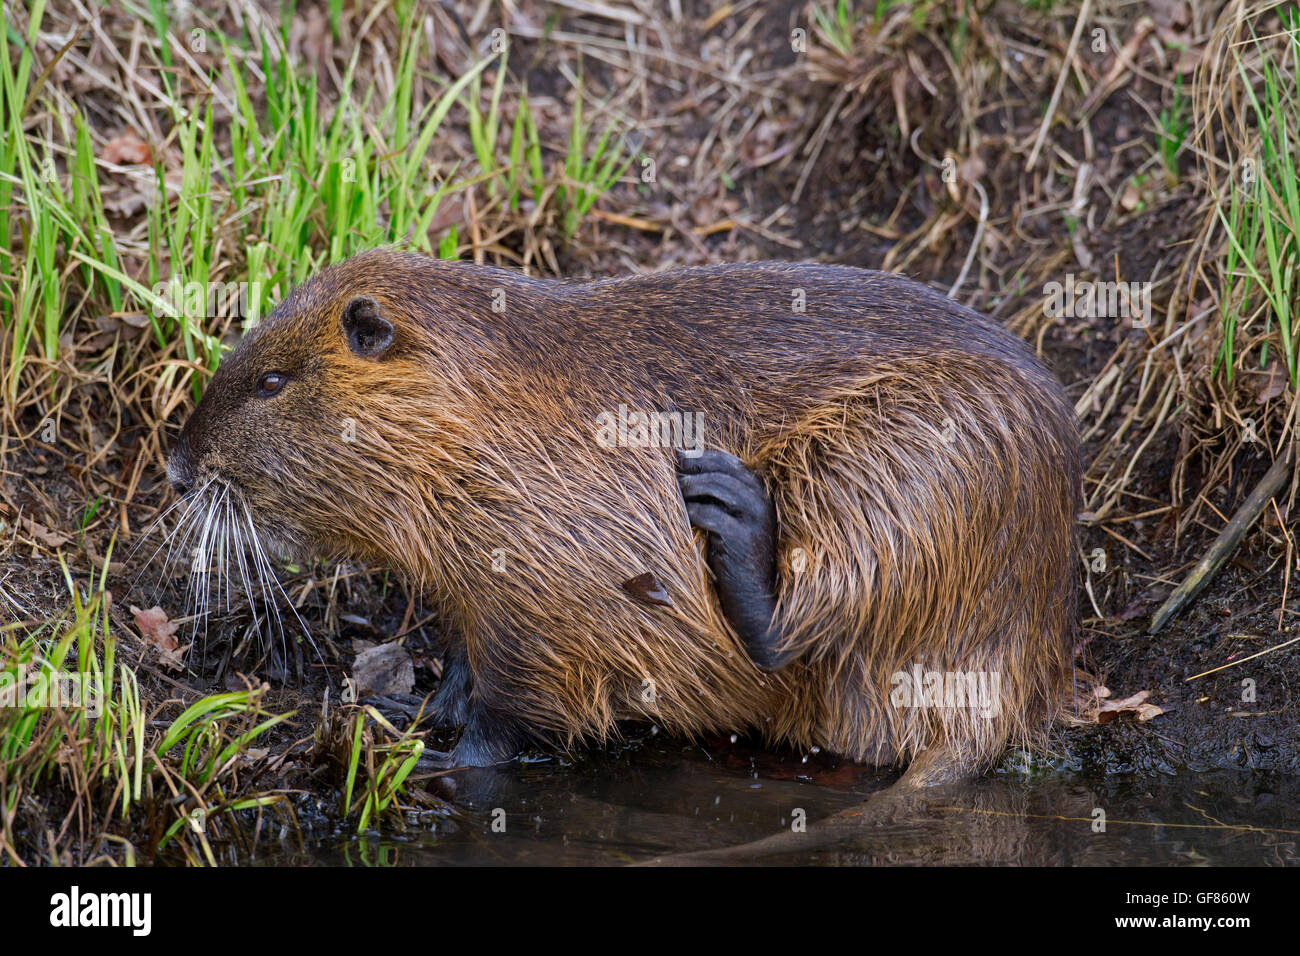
[273,731,1300,865]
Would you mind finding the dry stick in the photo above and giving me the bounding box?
[1271,496,1293,628]
[1077,16,1156,118]
[791,86,848,204]
[1149,444,1296,634]
[1099,522,1154,562]
[548,0,646,24]
[1026,0,1092,170]
[947,180,988,299]
[20,18,93,118]
[1184,632,1300,683]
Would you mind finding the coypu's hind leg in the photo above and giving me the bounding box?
[675,449,794,672]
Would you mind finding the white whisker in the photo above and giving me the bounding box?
[137,475,321,674]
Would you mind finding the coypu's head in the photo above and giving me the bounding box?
[166,250,492,583]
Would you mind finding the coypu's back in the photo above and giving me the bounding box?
[564,261,1070,439]
[270,251,1072,454]
[270,251,1048,372]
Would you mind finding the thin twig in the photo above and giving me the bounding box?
[1026,0,1093,169]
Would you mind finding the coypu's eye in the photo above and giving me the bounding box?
[257,372,287,398]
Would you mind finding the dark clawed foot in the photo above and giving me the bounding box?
[416,748,457,771]
[447,710,522,768]
[674,449,795,671]
[362,693,429,725]
[418,697,523,770]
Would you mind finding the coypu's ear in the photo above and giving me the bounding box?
[342,297,394,359]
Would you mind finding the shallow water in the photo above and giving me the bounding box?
[262,730,1300,866]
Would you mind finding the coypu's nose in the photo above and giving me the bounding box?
[167,437,195,495]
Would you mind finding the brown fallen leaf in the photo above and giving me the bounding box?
[20,516,70,548]
[130,604,188,670]
[94,311,151,338]
[1148,0,1190,30]
[83,542,125,574]
[352,643,415,698]
[1115,597,1151,622]
[101,130,152,165]
[1256,361,1286,404]
[1068,685,1165,725]
[100,181,148,218]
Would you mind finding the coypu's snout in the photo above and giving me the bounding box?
[166,435,196,495]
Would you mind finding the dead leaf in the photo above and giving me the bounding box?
[1068,686,1165,725]
[130,604,188,670]
[100,182,148,218]
[101,130,152,165]
[80,311,152,351]
[83,542,125,574]
[1116,597,1150,622]
[1148,0,1190,29]
[352,643,415,697]
[1133,703,1164,721]
[94,311,150,335]
[1256,362,1286,404]
[20,517,69,547]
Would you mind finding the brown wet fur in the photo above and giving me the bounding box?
[171,248,1080,786]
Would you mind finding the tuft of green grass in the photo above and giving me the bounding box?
[464,55,547,214]
[338,705,425,833]
[812,0,860,56]
[557,80,636,238]
[0,0,64,403]
[461,55,632,236]
[1215,11,1300,387]
[1,3,628,416]
[75,494,103,545]
[1158,75,1189,188]
[0,546,294,864]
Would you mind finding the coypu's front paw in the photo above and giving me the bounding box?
[429,649,471,726]
[418,698,523,770]
[675,449,794,671]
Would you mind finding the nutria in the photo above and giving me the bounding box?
[166,249,1079,789]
